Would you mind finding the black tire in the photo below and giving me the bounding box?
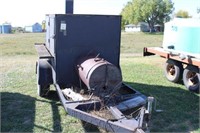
[36,61,50,97]
[37,84,50,97]
[164,59,183,83]
[183,66,200,93]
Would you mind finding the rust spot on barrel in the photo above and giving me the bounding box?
[77,57,122,95]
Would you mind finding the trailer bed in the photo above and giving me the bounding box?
[144,47,200,93]
[144,47,200,68]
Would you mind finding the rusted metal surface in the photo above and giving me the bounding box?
[55,84,147,133]
[144,47,200,68]
[78,57,122,96]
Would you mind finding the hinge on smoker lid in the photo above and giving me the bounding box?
[48,21,50,26]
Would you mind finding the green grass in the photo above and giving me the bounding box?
[120,32,163,54]
[120,57,199,132]
[1,33,199,133]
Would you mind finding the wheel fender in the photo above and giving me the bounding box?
[36,59,53,85]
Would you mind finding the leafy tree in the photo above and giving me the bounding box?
[121,0,174,32]
[121,2,133,29]
[175,10,191,18]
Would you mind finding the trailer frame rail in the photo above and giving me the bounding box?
[144,47,200,68]
[54,83,147,133]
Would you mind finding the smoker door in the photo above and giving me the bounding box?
[54,14,121,87]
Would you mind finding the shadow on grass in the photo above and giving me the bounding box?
[81,121,101,133]
[46,91,101,133]
[126,82,199,132]
[1,92,36,132]
[2,84,199,132]
[143,32,164,35]
[1,91,100,133]
[45,84,199,132]
[38,90,63,132]
[1,91,62,132]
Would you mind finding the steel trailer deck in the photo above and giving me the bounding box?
[144,47,200,68]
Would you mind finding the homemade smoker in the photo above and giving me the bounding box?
[35,0,153,132]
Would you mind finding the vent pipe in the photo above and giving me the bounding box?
[66,0,73,14]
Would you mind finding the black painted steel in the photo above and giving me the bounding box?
[46,14,121,88]
[35,10,149,132]
[55,84,146,133]
[66,0,73,14]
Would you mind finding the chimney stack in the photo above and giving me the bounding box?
[66,0,73,14]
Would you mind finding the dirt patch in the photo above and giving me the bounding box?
[90,108,115,120]
[121,53,143,57]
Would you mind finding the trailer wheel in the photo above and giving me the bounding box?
[37,84,50,97]
[183,66,200,93]
[164,59,183,83]
[36,60,50,97]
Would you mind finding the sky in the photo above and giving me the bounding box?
[0,0,199,27]
[172,0,200,18]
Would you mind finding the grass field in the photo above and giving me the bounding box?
[1,33,199,133]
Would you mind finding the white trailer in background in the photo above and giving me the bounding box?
[144,18,200,93]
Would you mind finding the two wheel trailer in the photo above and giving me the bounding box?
[35,1,199,132]
[144,18,200,93]
[144,47,200,93]
[35,11,154,133]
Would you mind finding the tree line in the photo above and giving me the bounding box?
[120,0,194,32]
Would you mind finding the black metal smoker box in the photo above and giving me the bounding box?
[35,1,153,132]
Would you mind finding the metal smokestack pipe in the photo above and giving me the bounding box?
[66,0,74,14]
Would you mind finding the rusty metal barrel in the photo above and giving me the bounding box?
[77,57,122,95]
